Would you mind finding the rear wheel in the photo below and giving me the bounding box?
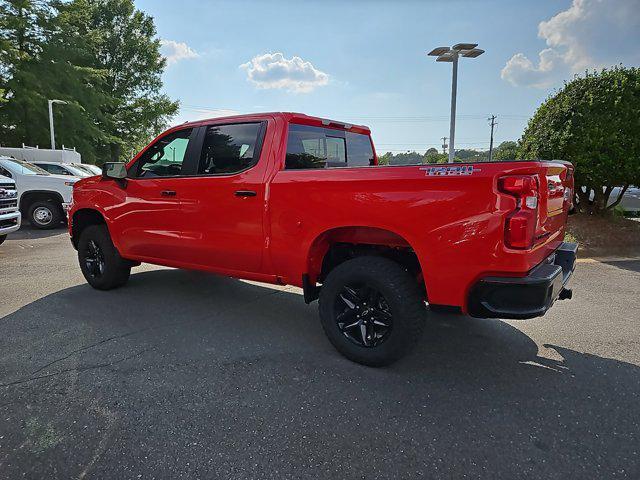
[28,200,62,229]
[78,225,130,290]
[319,256,426,367]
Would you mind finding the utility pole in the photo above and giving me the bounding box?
[488,114,497,161]
[441,137,448,155]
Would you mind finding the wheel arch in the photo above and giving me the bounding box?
[19,190,64,213]
[71,208,107,249]
[304,226,427,302]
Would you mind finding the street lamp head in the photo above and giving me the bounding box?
[452,43,478,51]
[462,48,485,58]
[436,54,454,62]
[428,47,451,56]
[49,99,68,105]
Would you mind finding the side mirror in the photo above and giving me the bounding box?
[103,162,127,180]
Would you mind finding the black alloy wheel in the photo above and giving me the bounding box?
[335,284,393,347]
[84,239,106,279]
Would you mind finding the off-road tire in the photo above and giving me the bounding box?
[319,256,426,367]
[78,225,131,290]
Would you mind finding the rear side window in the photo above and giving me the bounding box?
[198,122,264,175]
[285,124,374,169]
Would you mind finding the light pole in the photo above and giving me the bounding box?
[48,99,68,150]
[427,44,484,163]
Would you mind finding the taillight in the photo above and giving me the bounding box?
[499,175,539,249]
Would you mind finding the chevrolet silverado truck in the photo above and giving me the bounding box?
[0,174,21,244]
[68,112,576,366]
[0,156,79,229]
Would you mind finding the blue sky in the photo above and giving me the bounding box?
[137,0,640,154]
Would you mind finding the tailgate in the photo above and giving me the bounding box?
[535,162,574,245]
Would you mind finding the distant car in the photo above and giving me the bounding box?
[31,161,91,177]
[0,157,79,229]
[74,163,102,176]
[0,174,21,244]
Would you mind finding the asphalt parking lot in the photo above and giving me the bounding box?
[1,226,639,479]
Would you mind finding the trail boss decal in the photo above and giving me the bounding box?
[421,165,475,176]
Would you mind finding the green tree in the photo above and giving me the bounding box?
[520,66,640,214]
[0,0,177,164]
[82,0,178,161]
[493,141,518,161]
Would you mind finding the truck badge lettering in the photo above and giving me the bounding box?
[422,165,474,176]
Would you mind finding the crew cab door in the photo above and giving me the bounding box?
[116,127,198,262]
[176,121,270,274]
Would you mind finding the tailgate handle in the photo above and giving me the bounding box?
[235,190,256,197]
[161,190,177,197]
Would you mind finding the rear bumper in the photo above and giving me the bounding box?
[0,210,21,236]
[467,242,577,319]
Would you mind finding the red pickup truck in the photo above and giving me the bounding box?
[69,112,576,366]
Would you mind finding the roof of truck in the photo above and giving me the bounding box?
[179,112,371,134]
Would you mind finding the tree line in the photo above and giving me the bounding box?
[0,0,177,165]
[378,141,518,166]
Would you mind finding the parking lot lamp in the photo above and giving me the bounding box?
[427,44,484,163]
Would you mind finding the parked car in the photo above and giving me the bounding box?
[68,112,576,366]
[0,174,21,244]
[74,163,102,176]
[0,156,79,229]
[31,161,91,177]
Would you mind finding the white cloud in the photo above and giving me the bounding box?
[240,53,329,93]
[160,39,199,66]
[501,0,640,88]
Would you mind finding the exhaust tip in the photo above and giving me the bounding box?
[559,288,573,300]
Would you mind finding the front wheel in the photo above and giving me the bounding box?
[28,200,63,229]
[78,225,131,290]
[319,256,426,367]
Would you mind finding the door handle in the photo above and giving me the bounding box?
[161,190,177,197]
[234,190,257,197]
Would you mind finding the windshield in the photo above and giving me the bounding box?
[65,165,91,177]
[0,158,50,175]
[73,164,101,175]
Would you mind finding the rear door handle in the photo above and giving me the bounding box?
[234,190,257,197]
[161,190,177,197]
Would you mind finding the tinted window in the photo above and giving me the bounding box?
[38,164,71,175]
[285,124,374,169]
[136,129,192,178]
[346,131,375,166]
[198,123,263,175]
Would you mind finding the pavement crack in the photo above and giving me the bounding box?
[30,328,154,376]
[1,349,150,388]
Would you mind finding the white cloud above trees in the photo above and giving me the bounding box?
[160,39,199,66]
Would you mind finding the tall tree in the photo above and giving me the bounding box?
[80,0,178,161]
[0,0,178,163]
[520,67,640,214]
[0,0,52,143]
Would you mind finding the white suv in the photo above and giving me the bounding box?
[0,174,21,244]
[0,156,79,229]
